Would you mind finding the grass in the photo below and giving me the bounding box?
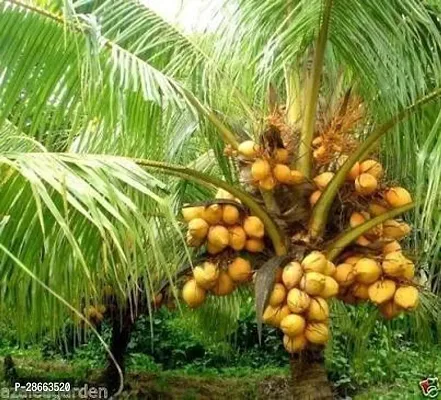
[0,352,289,399]
[1,345,440,399]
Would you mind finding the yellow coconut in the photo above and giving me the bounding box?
[306,297,329,322]
[354,258,382,284]
[385,187,412,208]
[333,263,356,287]
[368,279,396,304]
[271,304,291,327]
[309,190,322,206]
[283,334,308,353]
[182,279,206,308]
[302,251,327,274]
[207,242,223,255]
[349,212,367,228]
[222,205,240,225]
[355,173,378,195]
[287,288,311,314]
[182,206,205,222]
[211,271,235,296]
[352,283,370,300]
[245,238,265,253]
[394,286,419,310]
[313,172,335,190]
[323,261,336,276]
[290,170,305,184]
[360,159,383,179]
[368,202,389,216]
[274,148,289,163]
[262,305,278,325]
[300,272,326,296]
[188,218,209,239]
[228,225,247,251]
[227,257,252,283]
[382,251,406,278]
[320,276,339,299]
[244,216,265,238]
[282,262,303,289]
[273,164,292,184]
[259,175,276,191]
[251,159,271,181]
[268,283,287,307]
[382,240,401,255]
[355,235,371,247]
[193,262,219,289]
[347,162,361,181]
[186,232,204,247]
[379,301,402,320]
[280,314,306,337]
[203,204,223,225]
[207,225,230,249]
[402,261,415,280]
[344,256,362,266]
[305,322,329,345]
[262,304,290,327]
[383,220,411,239]
[238,140,261,158]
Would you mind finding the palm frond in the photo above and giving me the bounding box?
[0,140,189,337]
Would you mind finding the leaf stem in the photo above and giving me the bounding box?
[133,158,287,255]
[325,203,414,261]
[296,0,333,175]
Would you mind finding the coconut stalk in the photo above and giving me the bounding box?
[325,203,415,261]
[296,0,334,177]
[133,158,288,256]
[309,87,441,239]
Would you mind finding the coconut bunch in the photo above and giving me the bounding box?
[309,158,387,207]
[182,199,266,255]
[181,257,253,308]
[83,304,106,325]
[262,251,340,353]
[232,140,305,190]
[334,251,419,319]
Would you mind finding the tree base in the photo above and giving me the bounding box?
[290,351,334,400]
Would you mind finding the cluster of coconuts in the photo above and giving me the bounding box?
[309,158,389,207]
[262,251,340,353]
[335,241,418,319]
[84,304,106,324]
[331,181,418,319]
[235,140,304,190]
[181,257,253,308]
[182,200,266,255]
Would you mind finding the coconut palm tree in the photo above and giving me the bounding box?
[2,0,441,398]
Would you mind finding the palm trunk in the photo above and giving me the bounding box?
[290,351,334,399]
[101,309,135,395]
